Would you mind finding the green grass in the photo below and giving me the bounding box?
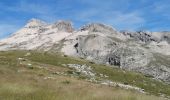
[19,50,170,97]
[91,64,170,96]
[0,50,169,100]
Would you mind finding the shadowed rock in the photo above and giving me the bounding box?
[52,20,74,32]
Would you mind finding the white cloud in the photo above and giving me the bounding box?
[0,1,59,20]
[72,7,145,30]
[6,1,53,15]
[109,12,145,30]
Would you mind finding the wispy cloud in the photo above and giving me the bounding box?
[0,18,23,39]
[0,24,21,39]
[71,4,145,30]
[0,0,170,39]
[107,12,145,30]
[0,1,53,14]
[153,1,170,19]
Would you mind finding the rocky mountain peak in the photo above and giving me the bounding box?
[80,23,117,34]
[52,20,74,32]
[24,18,47,28]
[121,30,158,43]
[161,32,170,43]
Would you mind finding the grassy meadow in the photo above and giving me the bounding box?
[0,50,169,100]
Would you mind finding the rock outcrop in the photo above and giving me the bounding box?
[52,20,74,32]
[121,31,158,43]
[24,18,47,28]
[80,23,117,34]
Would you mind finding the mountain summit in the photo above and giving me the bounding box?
[25,18,47,28]
[52,20,74,32]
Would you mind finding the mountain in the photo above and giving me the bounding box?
[0,18,170,84]
[0,18,73,51]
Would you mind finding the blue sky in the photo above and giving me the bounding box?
[0,0,170,39]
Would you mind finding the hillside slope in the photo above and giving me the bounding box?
[0,50,169,100]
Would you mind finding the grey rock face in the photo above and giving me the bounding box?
[38,27,50,33]
[74,34,151,68]
[121,31,158,43]
[121,30,170,44]
[52,20,74,32]
[73,34,170,83]
[161,32,170,44]
[80,23,118,35]
[138,65,170,83]
[74,34,117,63]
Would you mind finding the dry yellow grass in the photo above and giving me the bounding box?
[0,62,166,100]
